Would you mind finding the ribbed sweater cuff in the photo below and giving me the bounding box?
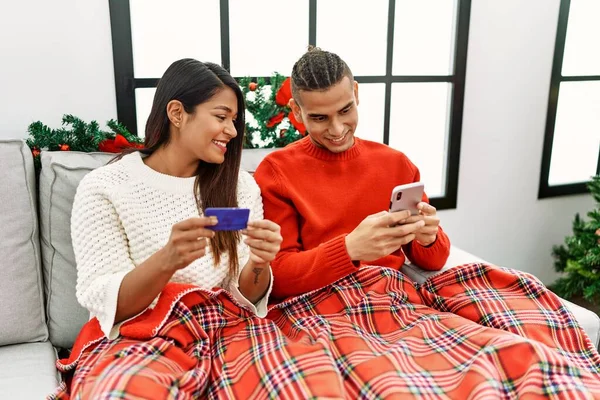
[410,234,450,271]
[323,235,359,275]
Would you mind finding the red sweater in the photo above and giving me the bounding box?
[254,137,450,300]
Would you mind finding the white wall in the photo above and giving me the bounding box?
[438,0,595,284]
[0,0,117,139]
[0,0,593,284]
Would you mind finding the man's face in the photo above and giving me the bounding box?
[290,76,359,154]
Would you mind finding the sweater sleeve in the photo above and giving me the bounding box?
[400,165,450,270]
[227,172,272,316]
[71,174,135,339]
[402,226,450,270]
[254,159,358,300]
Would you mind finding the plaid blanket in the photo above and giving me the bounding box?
[49,263,600,399]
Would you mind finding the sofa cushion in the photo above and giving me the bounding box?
[0,140,48,346]
[39,151,113,349]
[240,148,276,173]
[0,341,60,398]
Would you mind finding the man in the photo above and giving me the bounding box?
[254,47,450,300]
[250,48,600,397]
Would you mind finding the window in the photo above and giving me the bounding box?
[109,0,471,210]
[539,0,600,198]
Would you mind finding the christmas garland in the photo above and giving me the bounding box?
[238,73,306,148]
[25,74,306,168]
[26,114,143,168]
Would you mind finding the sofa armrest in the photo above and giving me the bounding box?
[402,245,485,285]
[402,245,600,348]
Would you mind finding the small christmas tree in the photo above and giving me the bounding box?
[551,175,600,305]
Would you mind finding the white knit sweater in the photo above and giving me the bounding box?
[71,152,272,338]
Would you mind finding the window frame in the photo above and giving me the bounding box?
[539,0,600,199]
[108,0,472,210]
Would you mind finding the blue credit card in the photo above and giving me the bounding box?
[204,207,250,231]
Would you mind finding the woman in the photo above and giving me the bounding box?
[50,58,282,398]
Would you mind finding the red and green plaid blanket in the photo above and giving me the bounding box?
[49,263,600,399]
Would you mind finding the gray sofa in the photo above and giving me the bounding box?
[1,139,598,398]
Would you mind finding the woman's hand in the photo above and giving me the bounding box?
[242,220,283,267]
[115,216,217,324]
[159,217,217,272]
[238,220,282,302]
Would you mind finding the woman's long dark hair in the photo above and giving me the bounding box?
[140,58,246,279]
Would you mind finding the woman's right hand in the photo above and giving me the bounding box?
[159,217,217,272]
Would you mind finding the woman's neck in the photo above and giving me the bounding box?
[143,146,198,178]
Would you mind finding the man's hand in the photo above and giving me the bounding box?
[413,202,440,246]
[345,210,425,262]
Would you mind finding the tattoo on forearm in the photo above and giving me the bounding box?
[252,267,263,284]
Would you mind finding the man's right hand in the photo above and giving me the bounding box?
[159,217,218,272]
[344,210,425,262]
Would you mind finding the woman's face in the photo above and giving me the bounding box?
[177,86,239,165]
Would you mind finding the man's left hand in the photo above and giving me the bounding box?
[414,202,439,247]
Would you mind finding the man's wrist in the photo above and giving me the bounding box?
[416,235,437,248]
[344,235,361,267]
[344,234,357,260]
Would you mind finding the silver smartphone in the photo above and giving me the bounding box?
[389,182,425,216]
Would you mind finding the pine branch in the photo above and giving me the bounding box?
[583,279,600,303]
[25,114,140,169]
[587,175,600,204]
[551,173,600,305]
[552,244,570,272]
[549,275,588,300]
[238,73,301,149]
[27,121,54,150]
[106,119,140,144]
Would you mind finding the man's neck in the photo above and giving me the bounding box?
[308,136,356,154]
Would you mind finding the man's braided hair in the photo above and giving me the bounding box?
[291,46,354,103]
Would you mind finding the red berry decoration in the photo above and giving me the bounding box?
[59,144,70,151]
[249,82,258,91]
[32,148,40,157]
